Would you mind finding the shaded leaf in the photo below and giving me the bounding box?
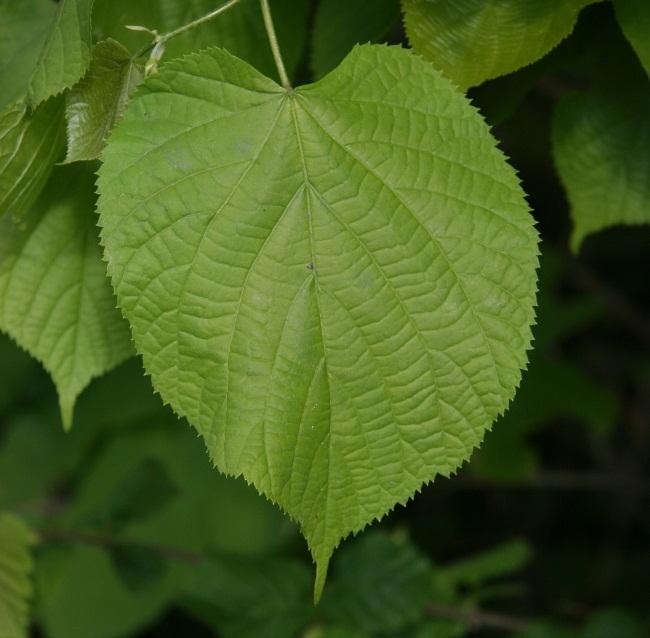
[0,514,36,638]
[402,0,595,89]
[0,98,65,220]
[98,45,539,598]
[552,53,650,249]
[441,539,532,587]
[614,0,650,76]
[28,0,95,107]
[0,0,57,112]
[321,532,431,633]
[182,557,313,638]
[36,546,174,638]
[65,39,144,163]
[0,165,133,428]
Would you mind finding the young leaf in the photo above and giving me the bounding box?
[552,61,650,249]
[402,0,595,89]
[312,0,401,78]
[0,0,57,112]
[614,0,650,76]
[0,513,37,638]
[97,45,539,599]
[28,0,95,107]
[0,165,133,429]
[0,98,65,220]
[65,40,144,163]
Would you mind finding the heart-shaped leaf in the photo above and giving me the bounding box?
[98,45,538,597]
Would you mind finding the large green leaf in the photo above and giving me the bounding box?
[0,0,57,112]
[65,40,144,163]
[402,0,595,89]
[0,514,36,638]
[98,45,539,598]
[552,59,650,249]
[0,98,65,220]
[312,0,401,78]
[0,165,133,428]
[28,0,95,107]
[93,0,310,82]
[614,0,650,76]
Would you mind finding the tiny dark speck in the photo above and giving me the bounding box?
[306,262,314,270]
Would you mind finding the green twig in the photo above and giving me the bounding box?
[130,0,242,68]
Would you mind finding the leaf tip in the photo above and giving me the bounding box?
[313,553,331,604]
[59,393,75,431]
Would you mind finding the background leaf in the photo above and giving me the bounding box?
[321,532,432,634]
[614,0,650,76]
[0,514,36,638]
[28,0,95,107]
[98,44,539,598]
[65,39,144,163]
[0,0,57,112]
[312,0,401,78]
[181,557,313,638]
[402,0,596,89]
[0,165,133,428]
[552,46,650,249]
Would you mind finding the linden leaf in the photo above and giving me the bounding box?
[614,0,650,77]
[0,0,57,112]
[0,98,65,220]
[0,513,36,638]
[28,0,95,107]
[0,165,133,429]
[402,0,595,89]
[552,56,650,249]
[97,45,538,598]
[65,39,144,163]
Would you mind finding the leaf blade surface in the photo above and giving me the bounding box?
[98,45,539,596]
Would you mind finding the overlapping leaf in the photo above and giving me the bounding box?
[0,514,36,638]
[402,0,595,89]
[0,165,133,428]
[614,0,650,76]
[65,39,144,163]
[98,45,539,597]
[28,0,95,107]
[0,0,57,112]
[0,98,65,220]
[553,57,650,249]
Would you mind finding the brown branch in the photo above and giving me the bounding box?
[38,528,202,564]
[425,602,531,633]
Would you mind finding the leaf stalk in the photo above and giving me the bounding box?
[259,0,291,89]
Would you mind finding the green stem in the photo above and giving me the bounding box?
[160,0,242,44]
[131,0,242,62]
[259,0,291,89]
